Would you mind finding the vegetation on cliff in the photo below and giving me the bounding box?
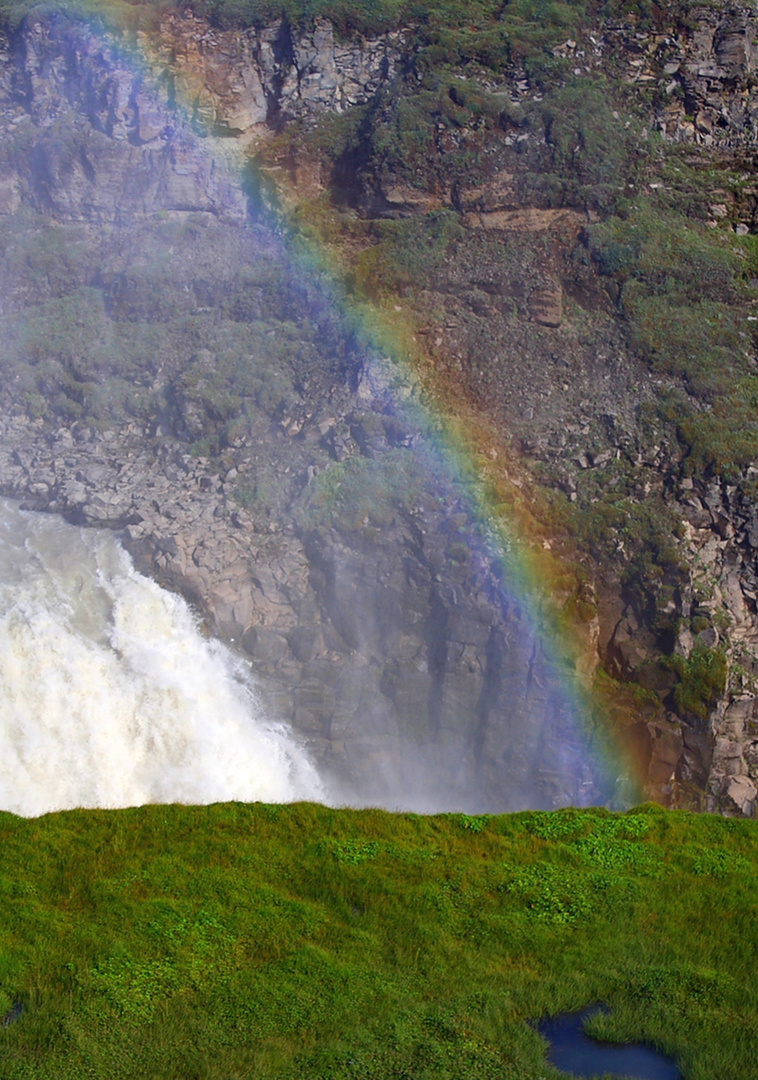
[0,0,689,36]
[0,802,756,1078]
[243,0,758,799]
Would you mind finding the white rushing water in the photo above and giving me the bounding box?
[0,500,327,816]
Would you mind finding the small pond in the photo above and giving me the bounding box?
[538,1008,683,1079]
[1,1000,23,1028]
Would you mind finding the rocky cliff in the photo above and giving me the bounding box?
[0,7,611,812]
[1,2,758,814]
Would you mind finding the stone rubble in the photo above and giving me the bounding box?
[0,408,605,811]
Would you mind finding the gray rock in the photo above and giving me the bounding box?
[723,774,757,817]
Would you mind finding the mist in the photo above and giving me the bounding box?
[0,10,624,818]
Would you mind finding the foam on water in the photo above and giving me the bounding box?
[0,500,327,817]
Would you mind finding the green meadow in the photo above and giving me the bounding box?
[0,802,756,1078]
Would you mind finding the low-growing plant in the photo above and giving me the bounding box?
[587,201,758,478]
[668,642,728,721]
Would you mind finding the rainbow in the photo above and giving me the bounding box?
[8,0,638,808]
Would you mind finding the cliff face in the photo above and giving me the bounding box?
[149,11,402,132]
[0,10,402,218]
[0,9,609,812]
[2,4,758,814]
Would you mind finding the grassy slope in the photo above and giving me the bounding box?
[0,802,756,1078]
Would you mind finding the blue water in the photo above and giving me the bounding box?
[538,1008,683,1079]
[1,1000,22,1028]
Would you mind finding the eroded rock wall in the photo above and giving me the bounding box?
[148,11,402,133]
[0,10,605,812]
[3,5,758,814]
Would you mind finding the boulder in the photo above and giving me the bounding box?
[724,775,758,817]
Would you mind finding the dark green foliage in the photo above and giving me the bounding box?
[0,803,756,1078]
[668,642,728,720]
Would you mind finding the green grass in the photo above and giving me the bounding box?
[668,643,728,722]
[0,802,756,1078]
[0,0,563,35]
[0,0,714,44]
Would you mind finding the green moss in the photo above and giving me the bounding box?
[297,446,428,529]
[534,77,646,208]
[587,201,758,478]
[668,643,728,720]
[353,211,465,298]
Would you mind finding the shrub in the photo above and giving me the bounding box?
[668,643,728,721]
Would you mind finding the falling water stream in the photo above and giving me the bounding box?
[0,500,327,816]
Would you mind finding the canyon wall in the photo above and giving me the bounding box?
[1,4,758,812]
[0,9,606,812]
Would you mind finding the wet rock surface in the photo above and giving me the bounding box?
[0,404,604,810]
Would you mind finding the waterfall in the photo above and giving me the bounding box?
[0,501,327,817]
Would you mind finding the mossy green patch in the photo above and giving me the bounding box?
[588,200,758,479]
[668,642,728,721]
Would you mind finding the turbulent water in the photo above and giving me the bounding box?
[0,500,327,817]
